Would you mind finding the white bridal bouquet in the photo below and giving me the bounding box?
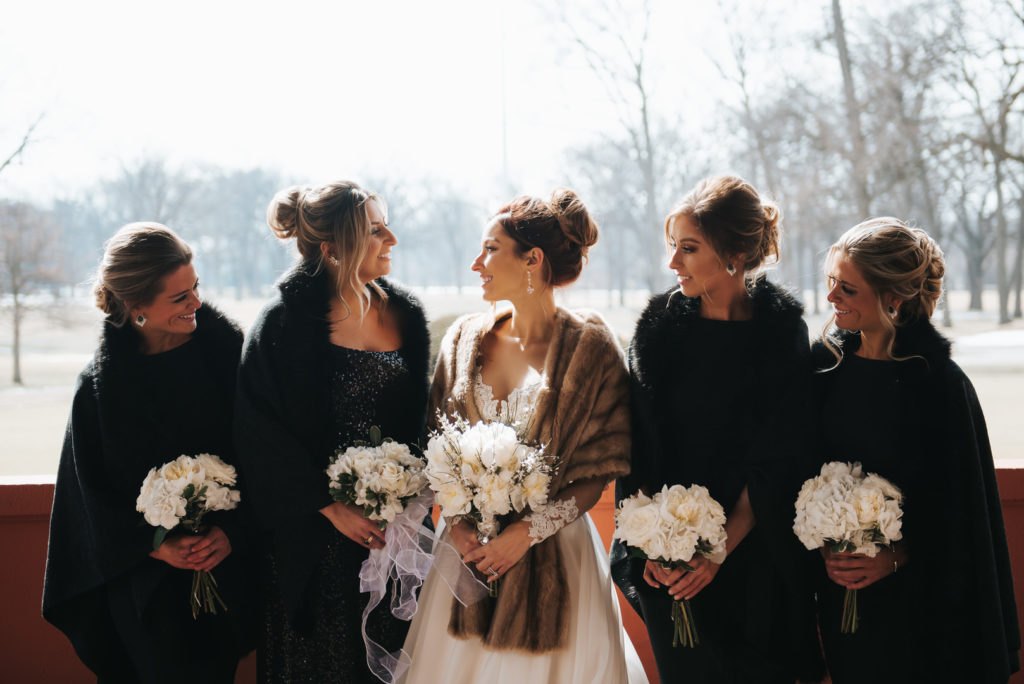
[135,453,241,618]
[423,413,554,595]
[614,484,728,648]
[326,425,428,528]
[793,461,904,633]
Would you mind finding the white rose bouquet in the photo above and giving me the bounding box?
[135,453,241,618]
[326,426,428,529]
[423,413,554,596]
[793,461,903,633]
[614,484,728,648]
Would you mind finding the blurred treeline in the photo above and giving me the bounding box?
[2,0,1023,326]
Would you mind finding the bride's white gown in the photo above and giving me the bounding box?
[400,371,648,684]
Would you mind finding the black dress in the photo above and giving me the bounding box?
[620,280,824,684]
[43,305,254,684]
[812,321,1020,684]
[234,262,431,684]
[258,347,421,682]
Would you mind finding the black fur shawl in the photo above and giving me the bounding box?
[43,303,248,675]
[812,318,1020,681]
[233,260,430,624]
[618,277,825,681]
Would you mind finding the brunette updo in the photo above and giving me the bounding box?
[492,188,599,288]
[665,175,780,274]
[267,180,386,318]
[93,222,193,327]
[823,217,945,362]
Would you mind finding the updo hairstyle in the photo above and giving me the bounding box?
[267,180,386,319]
[664,175,780,275]
[823,217,945,362]
[93,222,193,327]
[492,188,599,288]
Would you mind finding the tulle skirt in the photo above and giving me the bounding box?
[400,515,648,684]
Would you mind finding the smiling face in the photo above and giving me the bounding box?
[133,263,201,337]
[471,219,532,302]
[666,214,732,297]
[826,252,888,334]
[356,199,397,282]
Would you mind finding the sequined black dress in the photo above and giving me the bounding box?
[259,347,419,682]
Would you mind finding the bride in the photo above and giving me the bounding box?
[400,189,648,683]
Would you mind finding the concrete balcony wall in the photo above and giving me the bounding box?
[5,472,1024,684]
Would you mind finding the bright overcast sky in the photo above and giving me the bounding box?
[0,0,829,203]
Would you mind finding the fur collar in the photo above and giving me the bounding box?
[274,258,427,337]
[813,317,952,373]
[630,276,805,390]
[93,302,242,378]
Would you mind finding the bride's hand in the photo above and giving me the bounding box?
[643,560,685,588]
[463,521,532,583]
[448,518,483,558]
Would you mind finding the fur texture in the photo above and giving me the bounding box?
[432,307,631,652]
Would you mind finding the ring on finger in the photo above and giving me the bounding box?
[364,536,374,546]
[487,566,499,577]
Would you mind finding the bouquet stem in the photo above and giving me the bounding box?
[489,577,500,598]
[190,569,228,619]
[671,598,700,647]
[840,588,858,634]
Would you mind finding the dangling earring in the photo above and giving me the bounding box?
[526,270,535,295]
[135,313,147,328]
[726,263,736,276]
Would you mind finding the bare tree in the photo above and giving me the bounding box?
[0,115,43,178]
[950,0,1024,323]
[0,201,60,384]
[831,0,872,217]
[549,0,670,291]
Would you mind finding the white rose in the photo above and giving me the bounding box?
[474,472,512,516]
[194,453,237,486]
[522,470,550,510]
[436,483,472,516]
[203,482,241,511]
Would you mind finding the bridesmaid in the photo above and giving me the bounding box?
[620,176,824,683]
[813,218,1019,683]
[234,181,430,682]
[43,223,254,682]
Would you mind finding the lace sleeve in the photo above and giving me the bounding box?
[524,497,579,545]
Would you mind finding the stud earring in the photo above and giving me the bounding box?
[526,270,534,295]
[726,263,736,276]
[888,306,897,317]
[135,313,147,328]
[327,255,340,267]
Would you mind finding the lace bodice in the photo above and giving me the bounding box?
[472,367,545,426]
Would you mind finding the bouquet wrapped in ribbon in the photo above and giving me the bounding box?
[793,461,904,633]
[135,453,241,619]
[614,484,728,647]
[423,413,554,595]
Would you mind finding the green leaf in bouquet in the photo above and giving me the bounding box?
[182,483,195,500]
[369,425,382,446]
[152,526,169,551]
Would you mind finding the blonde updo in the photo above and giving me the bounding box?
[492,187,599,288]
[664,175,780,275]
[93,222,193,327]
[824,217,945,362]
[267,180,387,319]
